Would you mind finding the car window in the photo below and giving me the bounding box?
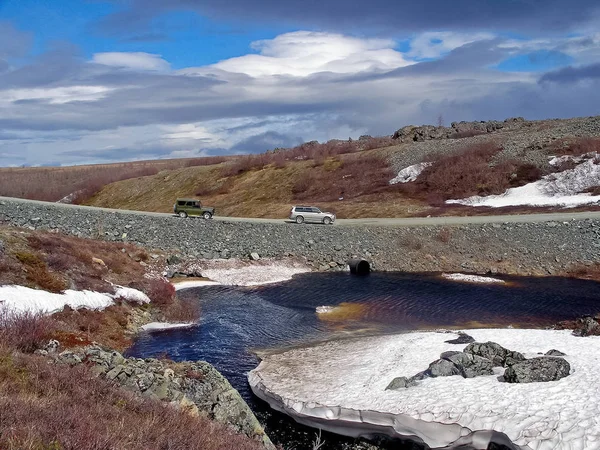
[186,201,195,207]
[312,208,321,213]
[177,201,185,206]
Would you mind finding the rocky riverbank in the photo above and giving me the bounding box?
[49,344,275,448]
[1,198,599,277]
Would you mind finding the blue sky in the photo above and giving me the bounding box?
[0,0,600,166]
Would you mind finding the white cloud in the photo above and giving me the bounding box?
[408,31,495,59]
[91,52,170,71]
[183,31,411,77]
[0,86,112,105]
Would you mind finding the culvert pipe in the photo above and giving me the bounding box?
[348,259,370,275]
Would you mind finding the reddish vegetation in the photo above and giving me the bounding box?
[0,227,200,349]
[292,154,398,202]
[0,311,56,353]
[0,344,261,450]
[548,137,600,156]
[0,156,228,203]
[220,136,395,177]
[400,142,545,204]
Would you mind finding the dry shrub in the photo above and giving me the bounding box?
[292,155,396,202]
[195,178,235,196]
[15,250,67,293]
[161,299,201,323]
[399,235,423,251]
[400,142,544,204]
[0,311,56,353]
[137,278,175,306]
[0,351,262,450]
[549,137,600,156]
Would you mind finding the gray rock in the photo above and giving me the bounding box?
[250,252,260,261]
[385,376,415,390]
[57,350,82,366]
[167,254,182,265]
[545,349,566,357]
[464,342,525,367]
[503,357,570,383]
[444,332,475,344]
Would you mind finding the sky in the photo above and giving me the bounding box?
[0,0,600,166]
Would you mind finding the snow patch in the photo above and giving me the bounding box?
[0,285,150,317]
[316,305,336,314]
[173,280,221,291]
[113,286,151,303]
[250,329,600,449]
[441,273,505,284]
[140,322,197,332]
[389,162,431,184]
[56,190,84,204]
[447,154,600,207]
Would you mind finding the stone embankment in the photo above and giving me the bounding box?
[49,344,274,449]
[0,198,599,276]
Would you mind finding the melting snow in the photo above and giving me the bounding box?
[173,280,221,291]
[447,154,600,208]
[0,284,149,316]
[140,321,197,332]
[250,329,600,449]
[442,273,505,284]
[389,162,431,184]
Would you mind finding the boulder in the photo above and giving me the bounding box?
[385,376,414,390]
[503,357,570,383]
[545,349,566,357]
[464,342,525,367]
[445,332,475,345]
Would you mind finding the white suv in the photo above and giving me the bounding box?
[289,206,336,225]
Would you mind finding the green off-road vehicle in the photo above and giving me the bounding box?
[173,198,215,219]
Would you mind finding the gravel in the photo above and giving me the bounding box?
[1,199,599,276]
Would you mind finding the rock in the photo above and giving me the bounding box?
[57,350,82,366]
[545,349,566,357]
[385,376,415,390]
[464,342,525,367]
[422,351,494,379]
[574,316,600,336]
[250,252,260,261]
[55,346,275,449]
[0,239,4,254]
[167,254,182,265]
[503,357,570,383]
[444,332,475,344]
[43,339,60,354]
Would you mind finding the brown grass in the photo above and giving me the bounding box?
[566,263,600,282]
[0,347,262,450]
[547,137,600,156]
[0,311,56,353]
[0,156,229,203]
[449,130,487,139]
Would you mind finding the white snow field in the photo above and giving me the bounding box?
[441,273,506,284]
[249,329,600,449]
[0,284,149,316]
[173,279,221,291]
[446,154,600,208]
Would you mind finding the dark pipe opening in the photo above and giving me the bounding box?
[348,259,370,275]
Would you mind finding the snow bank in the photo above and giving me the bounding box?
[0,285,149,316]
[389,162,431,184]
[140,322,197,332]
[447,154,600,208]
[250,329,600,449]
[441,273,505,284]
[173,280,221,291]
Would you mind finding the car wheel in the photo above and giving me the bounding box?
[323,217,332,225]
[296,215,305,224]
[179,211,188,218]
[203,211,213,220]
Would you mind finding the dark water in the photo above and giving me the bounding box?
[127,272,600,449]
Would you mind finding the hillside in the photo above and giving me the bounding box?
[83,115,600,218]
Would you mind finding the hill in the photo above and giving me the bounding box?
[3,115,600,218]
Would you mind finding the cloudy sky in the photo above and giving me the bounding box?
[1,0,600,166]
